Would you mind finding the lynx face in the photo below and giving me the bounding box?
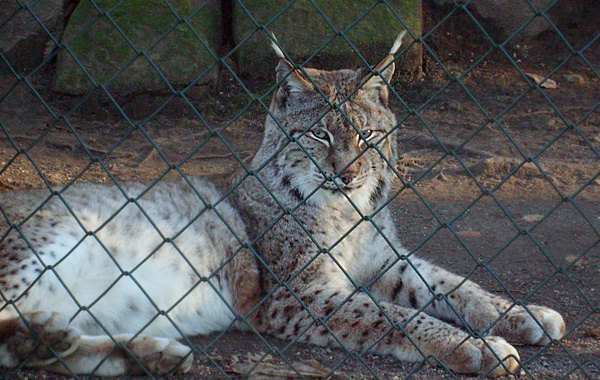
[261,62,399,210]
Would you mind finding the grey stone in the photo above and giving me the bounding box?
[0,0,64,73]
[53,0,221,95]
[233,0,422,77]
[562,73,585,84]
[530,116,561,130]
[431,0,554,39]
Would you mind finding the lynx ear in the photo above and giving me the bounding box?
[275,59,314,94]
[361,55,395,104]
[270,34,314,94]
[360,30,407,105]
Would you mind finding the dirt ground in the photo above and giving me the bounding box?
[1,4,599,380]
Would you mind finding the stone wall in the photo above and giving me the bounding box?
[3,0,423,94]
[233,0,422,75]
[0,0,65,74]
[52,0,221,95]
[430,0,555,40]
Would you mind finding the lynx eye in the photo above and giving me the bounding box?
[309,129,329,141]
[361,129,374,140]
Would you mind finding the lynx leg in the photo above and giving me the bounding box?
[0,311,81,368]
[266,287,519,377]
[375,258,566,346]
[432,282,565,346]
[431,284,565,346]
[44,334,193,376]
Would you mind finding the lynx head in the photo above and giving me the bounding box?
[255,32,406,212]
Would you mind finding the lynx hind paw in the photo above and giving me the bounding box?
[14,311,81,367]
[492,305,566,346]
[126,337,193,375]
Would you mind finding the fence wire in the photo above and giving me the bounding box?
[0,0,599,379]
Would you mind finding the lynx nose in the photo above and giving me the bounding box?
[329,148,362,186]
[338,161,361,185]
[340,170,357,185]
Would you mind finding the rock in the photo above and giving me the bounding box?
[431,0,554,40]
[563,73,585,84]
[523,214,544,222]
[471,158,541,179]
[531,116,561,130]
[0,0,64,74]
[585,328,600,339]
[53,0,221,95]
[233,0,422,77]
[457,230,483,239]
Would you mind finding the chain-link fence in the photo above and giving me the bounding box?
[0,0,599,379]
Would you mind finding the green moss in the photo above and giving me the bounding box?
[234,0,421,75]
[54,0,221,94]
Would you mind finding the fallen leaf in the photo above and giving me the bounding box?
[434,171,449,182]
[525,72,558,89]
[229,352,332,379]
[565,254,588,269]
[457,230,482,238]
[523,214,544,222]
[565,254,577,263]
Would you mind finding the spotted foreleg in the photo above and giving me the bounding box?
[264,286,519,377]
[374,258,565,346]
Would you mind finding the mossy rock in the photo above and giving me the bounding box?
[53,0,220,95]
[233,0,422,77]
[0,0,64,75]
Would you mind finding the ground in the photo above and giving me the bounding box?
[0,5,599,380]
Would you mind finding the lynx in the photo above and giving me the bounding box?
[0,33,564,377]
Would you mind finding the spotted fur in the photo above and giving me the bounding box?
[0,34,564,377]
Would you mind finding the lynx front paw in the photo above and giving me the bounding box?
[491,305,566,345]
[476,337,520,377]
[446,337,519,377]
[6,311,81,367]
[125,336,193,375]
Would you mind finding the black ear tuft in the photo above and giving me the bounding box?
[358,31,407,105]
[275,60,314,94]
